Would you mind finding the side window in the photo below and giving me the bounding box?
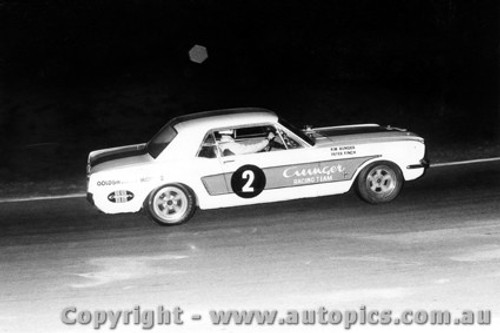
[214,125,286,156]
[197,132,218,158]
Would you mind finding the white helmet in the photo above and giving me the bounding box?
[218,129,234,143]
[219,129,234,136]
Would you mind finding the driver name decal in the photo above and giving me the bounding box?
[331,145,357,156]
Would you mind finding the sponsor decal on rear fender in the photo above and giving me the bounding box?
[108,190,134,203]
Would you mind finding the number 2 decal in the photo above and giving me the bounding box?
[231,165,266,198]
[241,170,255,192]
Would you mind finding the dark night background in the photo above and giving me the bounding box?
[0,0,498,185]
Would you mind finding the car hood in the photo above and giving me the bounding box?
[308,124,423,147]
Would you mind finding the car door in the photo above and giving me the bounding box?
[215,123,325,206]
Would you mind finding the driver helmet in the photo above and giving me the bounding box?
[218,129,235,143]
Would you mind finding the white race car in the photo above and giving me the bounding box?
[87,108,428,225]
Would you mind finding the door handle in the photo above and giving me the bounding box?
[223,160,235,164]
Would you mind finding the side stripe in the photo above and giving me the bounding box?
[201,156,378,196]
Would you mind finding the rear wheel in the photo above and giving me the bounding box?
[356,162,403,204]
[146,184,196,225]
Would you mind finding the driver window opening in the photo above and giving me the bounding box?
[214,125,286,156]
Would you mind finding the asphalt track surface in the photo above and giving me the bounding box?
[1,162,499,333]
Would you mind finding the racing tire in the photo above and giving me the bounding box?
[145,184,196,226]
[356,162,404,204]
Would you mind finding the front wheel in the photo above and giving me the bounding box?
[356,162,403,204]
[145,184,196,225]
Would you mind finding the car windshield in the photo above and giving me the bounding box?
[146,123,177,158]
[279,118,315,146]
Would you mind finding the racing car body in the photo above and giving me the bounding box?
[87,108,428,225]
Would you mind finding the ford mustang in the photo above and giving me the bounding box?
[87,108,428,225]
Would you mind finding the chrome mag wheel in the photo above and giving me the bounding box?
[366,165,397,197]
[146,184,196,225]
[356,162,403,204]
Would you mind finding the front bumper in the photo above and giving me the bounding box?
[407,158,430,170]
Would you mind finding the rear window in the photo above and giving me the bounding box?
[147,125,177,158]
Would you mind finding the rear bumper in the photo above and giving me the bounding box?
[86,192,94,206]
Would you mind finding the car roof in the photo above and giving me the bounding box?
[172,107,278,133]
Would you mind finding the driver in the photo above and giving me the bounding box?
[218,129,275,156]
